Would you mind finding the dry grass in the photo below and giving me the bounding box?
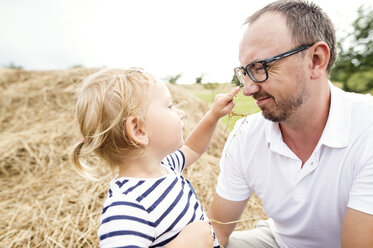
[0,68,266,247]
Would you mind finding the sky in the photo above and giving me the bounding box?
[0,0,372,84]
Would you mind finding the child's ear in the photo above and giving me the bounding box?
[125,116,149,146]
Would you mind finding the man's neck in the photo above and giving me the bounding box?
[280,82,331,165]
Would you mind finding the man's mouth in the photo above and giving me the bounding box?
[254,93,273,107]
[256,97,271,105]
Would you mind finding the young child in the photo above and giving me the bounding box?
[70,68,240,247]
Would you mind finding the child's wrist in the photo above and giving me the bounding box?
[207,109,222,121]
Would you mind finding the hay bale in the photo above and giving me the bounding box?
[0,69,266,247]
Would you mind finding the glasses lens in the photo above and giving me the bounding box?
[234,67,246,87]
[247,62,267,82]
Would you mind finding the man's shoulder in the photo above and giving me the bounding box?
[343,90,373,122]
[332,87,373,141]
[334,85,373,108]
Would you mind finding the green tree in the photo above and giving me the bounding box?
[231,74,242,87]
[166,73,182,84]
[4,62,23,70]
[70,64,84,69]
[331,5,373,92]
[195,74,203,84]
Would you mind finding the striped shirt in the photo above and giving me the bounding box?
[98,150,220,247]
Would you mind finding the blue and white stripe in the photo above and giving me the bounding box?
[98,150,220,247]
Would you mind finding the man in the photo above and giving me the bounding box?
[207,1,373,247]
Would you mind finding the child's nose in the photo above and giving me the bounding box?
[176,108,185,120]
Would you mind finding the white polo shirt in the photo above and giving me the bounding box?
[216,84,373,248]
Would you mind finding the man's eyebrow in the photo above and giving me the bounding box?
[244,58,263,66]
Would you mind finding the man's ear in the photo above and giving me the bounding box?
[309,42,330,79]
[125,116,149,146]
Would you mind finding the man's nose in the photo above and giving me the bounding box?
[242,78,260,96]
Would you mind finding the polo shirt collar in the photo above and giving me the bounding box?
[265,120,298,159]
[264,81,350,155]
[319,82,350,148]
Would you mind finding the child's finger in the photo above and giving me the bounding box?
[222,87,240,105]
[213,87,240,107]
[225,100,235,110]
[227,86,240,99]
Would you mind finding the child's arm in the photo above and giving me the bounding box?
[165,220,213,248]
[181,86,240,168]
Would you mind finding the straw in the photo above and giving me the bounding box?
[0,68,266,247]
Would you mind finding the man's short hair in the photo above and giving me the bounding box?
[245,0,336,73]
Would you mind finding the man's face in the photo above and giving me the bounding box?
[238,12,310,123]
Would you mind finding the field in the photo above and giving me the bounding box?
[0,69,266,247]
[180,83,260,130]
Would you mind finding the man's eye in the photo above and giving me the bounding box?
[250,63,265,72]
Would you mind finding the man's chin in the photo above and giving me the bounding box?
[262,110,287,123]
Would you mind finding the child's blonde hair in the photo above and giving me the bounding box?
[70,68,156,179]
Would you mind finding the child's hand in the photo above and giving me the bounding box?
[181,86,240,168]
[211,86,240,119]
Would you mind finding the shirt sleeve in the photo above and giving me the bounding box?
[99,195,155,248]
[216,118,252,201]
[347,128,373,215]
[161,150,186,174]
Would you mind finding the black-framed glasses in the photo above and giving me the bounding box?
[234,44,314,85]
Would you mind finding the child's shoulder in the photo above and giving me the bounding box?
[162,149,185,172]
[101,178,148,215]
[106,178,146,203]
[105,174,178,206]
